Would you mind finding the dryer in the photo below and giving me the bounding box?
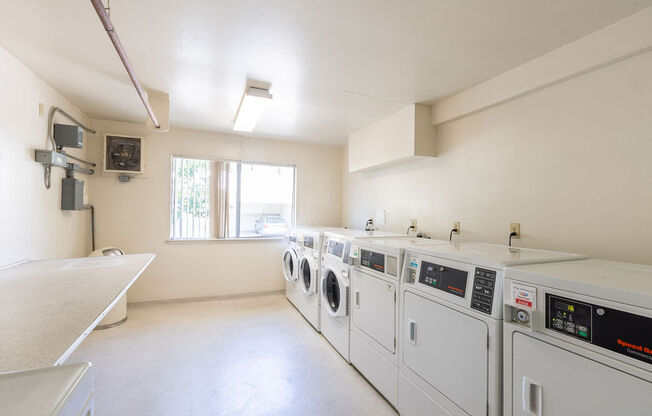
[282,231,301,308]
[320,229,408,362]
[349,237,453,408]
[503,259,652,416]
[398,243,587,416]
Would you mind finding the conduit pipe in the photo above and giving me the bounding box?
[89,0,160,129]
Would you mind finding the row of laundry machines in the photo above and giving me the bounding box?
[281,226,652,416]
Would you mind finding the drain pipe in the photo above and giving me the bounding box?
[83,205,96,252]
[89,0,160,129]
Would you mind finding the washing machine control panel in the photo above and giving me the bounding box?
[303,236,314,249]
[471,268,496,314]
[361,249,385,273]
[547,294,592,341]
[418,261,467,298]
[545,294,652,365]
[328,240,344,258]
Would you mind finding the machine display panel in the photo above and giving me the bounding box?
[546,294,652,365]
[328,240,344,258]
[360,249,385,273]
[418,261,468,298]
[470,268,496,314]
[303,236,314,249]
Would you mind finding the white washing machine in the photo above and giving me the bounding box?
[398,243,587,416]
[349,237,453,408]
[292,226,340,332]
[282,231,301,308]
[503,259,652,416]
[320,229,408,362]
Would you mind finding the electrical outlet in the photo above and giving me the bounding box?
[375,210,386,225]
[38,102,44,118]
[453,221,460,234]
[410,219,417,229]
[510,223,521,239]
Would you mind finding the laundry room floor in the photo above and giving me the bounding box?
[68,292,397,416]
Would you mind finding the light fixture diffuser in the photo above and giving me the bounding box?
[233,87,273,132]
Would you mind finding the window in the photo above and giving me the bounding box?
[170,156,295,240]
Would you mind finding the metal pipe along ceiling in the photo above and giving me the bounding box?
[89,0,161,129]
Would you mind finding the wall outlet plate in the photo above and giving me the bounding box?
[375,210,386,225]
[453,221,460,234]
[410,219,417,228]
[510,223,521,239]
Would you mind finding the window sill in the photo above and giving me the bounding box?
[165,237,286,244]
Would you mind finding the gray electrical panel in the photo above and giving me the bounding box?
[54,124,83,149]
[61,178,84,210]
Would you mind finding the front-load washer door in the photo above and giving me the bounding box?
[322,267,348,317]
[282,248,298,282]
[402,291,488,416]
[299,255,318,296]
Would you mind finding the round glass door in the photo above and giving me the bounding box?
[324,270,340,312]
[300,257,316,295]
[282,249,297,282]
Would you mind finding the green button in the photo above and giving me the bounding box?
[578,331,588,338]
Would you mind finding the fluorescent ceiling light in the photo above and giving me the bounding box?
[233,87,273,132]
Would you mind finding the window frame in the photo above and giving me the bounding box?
[168,155,297,242]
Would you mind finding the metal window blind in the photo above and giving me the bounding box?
[170,157,210,239]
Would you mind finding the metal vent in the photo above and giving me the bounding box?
[386,256,398,277]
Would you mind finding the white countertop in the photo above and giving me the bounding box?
[0,253,155,373]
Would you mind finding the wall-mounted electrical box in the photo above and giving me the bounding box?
[35,150,67,168]
[61,178,84,210]
[54,124,83,149]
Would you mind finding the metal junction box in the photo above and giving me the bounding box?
[61,178,84,210]
[34,149,67,168]
[54,124,83,149]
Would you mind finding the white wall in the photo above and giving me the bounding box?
[343,48,652,265]
[0,45,92,266]
[87,120,342,302]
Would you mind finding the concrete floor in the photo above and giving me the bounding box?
[68,292,398,416]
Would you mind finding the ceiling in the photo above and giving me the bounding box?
[1,1,650,144]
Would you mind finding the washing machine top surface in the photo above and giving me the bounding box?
[407,242,587,270]
[292,225,344,233]
[352,237,451,256]
[506,259,652,310]
[324,229,406,239]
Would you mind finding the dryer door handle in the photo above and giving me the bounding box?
[408,319,416,344]
[354,290,360,308]
[522,377,542,416]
